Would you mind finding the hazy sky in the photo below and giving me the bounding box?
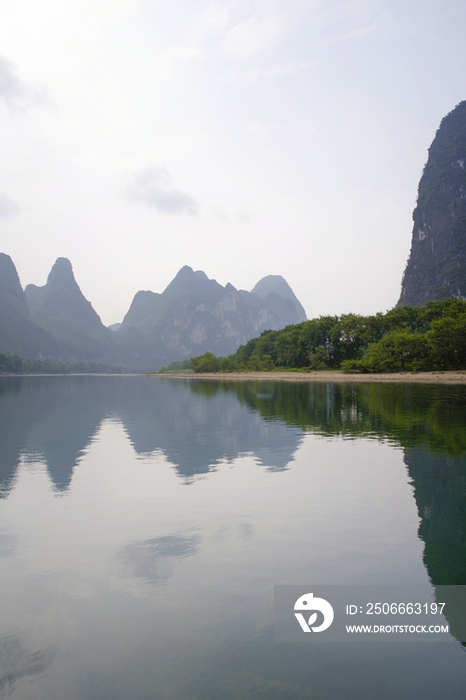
[1,0,466,325]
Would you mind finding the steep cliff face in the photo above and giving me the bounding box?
[25,258,106,335]
[117,266,306,369]
[25,258,120,362]
[399,101,466,306]
[0,254,306,371]
[0,253,65,358]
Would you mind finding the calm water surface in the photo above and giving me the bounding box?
[1,376,466,699]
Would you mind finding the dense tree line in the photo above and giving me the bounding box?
[190,297,466,373]
[0,353,126,374]
[157,359,191,373]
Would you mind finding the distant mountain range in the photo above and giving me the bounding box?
[0,254,306,371]
[116,265,306,369]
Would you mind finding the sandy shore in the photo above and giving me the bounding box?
[154,370,466,384]
[2,371,466,384]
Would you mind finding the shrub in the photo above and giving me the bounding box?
[190,352,220,373]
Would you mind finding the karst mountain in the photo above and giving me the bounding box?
[399,100,466,306]
[0,256,306,371]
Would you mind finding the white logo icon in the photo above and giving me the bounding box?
[294,592,334,633]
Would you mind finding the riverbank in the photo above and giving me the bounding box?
[155,370,466,384]
[2,370,466,384]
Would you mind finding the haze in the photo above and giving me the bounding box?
[1,0,465,325]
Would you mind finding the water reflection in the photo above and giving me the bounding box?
[0,532,17,557]
[119,379,302,477]
[0,377,109,495]
[1,376,466,698]
[2,377,466,591]
[2,377,466,498]
[405,449,466,648]
[0,636,55,696]
[2,378,466,590]
[197,380,466,455]
[116,533,201,583]
[0,377,304,495]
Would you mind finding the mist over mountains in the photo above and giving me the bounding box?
[0,254,306,371]
[3,102,466,373]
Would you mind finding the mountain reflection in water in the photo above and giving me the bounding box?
[2,377,466,589]
[1,376,466,700]
[0,377,304,495]
[2,377,465,492]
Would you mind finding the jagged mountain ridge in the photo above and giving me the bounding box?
[0,256,306,371]
[25,258,107,335]
[24,258,122,363]
[0,253,67,359]
[399,100,466,306]
[117,265,306,369]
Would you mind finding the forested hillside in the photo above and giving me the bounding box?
[190,298,466,373]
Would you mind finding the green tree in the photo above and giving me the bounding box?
[428,314,466,369]
[190,352,220,373]
[220,356,237,372]
[364,329,431,372]
[307,347,327,369]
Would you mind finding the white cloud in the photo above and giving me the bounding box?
[0,56,49,110]
[0,191,20,217]
[226,59,313,83]
[223,10,285,57]
[188,0,311,57]
[124,167,199,215]
[236,211,251,224]
[326,24,376,43]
